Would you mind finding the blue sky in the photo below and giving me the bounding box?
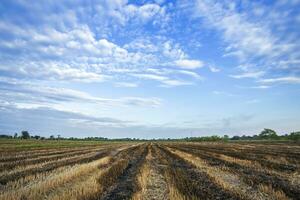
[0,0,300,138]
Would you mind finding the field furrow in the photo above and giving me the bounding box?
[97,144,148,200]
[0,146,111,172]
[169,144,300,199]
[156,144,241,200]
[171,143,299,171]
[0,146,118,185]
[0,146,99,162]
[132,144,169,200]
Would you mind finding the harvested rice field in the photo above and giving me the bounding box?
[0,140,299,200]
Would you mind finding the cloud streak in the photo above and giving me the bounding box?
[258,76,300,84]
[230,71,265,79]
[0,79,162,108]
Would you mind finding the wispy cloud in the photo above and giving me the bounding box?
[159,79,193,87]
[145,68,203,80]
[209,65,220,73]
[0,79,162,108]
[0,103,133,132]
[212,90,237,97]
[194,0,300,83]
[258,76,300,84]
[195,1,276,60]
[114,82,139,88]
[177,70,203,80]
[250,85,271,89]
[230,71,265,79]
[131,73,168,81]
[131,73,193,87]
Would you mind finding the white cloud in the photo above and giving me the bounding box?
[175,59,204,69]
[230,71,265,79]
[212,90,237,97]
[97,0,168,26]
[277,59,300,69]
[0,1,205,88]
[131,73,194,87]
[163,41,186,60]
[159,79,193,87]
[258,76,300,84]
[250,85,271,89]
[0,61,109,82]
[209,65,220,73]
[124,38,158,53]
[132,73,168,81]
[0,23,164,83]
[177,70,203,79]
[145,68,202,80]
[135,4,164,22]
[119,97,162,107]
[114,82,138,88]
[124,39,204,82]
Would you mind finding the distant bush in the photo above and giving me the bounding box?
[0,134,12,139]
[32,135,41,140]
[185,135,225,142]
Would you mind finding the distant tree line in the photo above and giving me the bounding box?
[0,131,54,140]
[183,129,300,142]
[0,128,299,142]
[0,131,137,141]
[0,131,47,140]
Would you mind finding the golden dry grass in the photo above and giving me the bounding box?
[0,156,111,200]
[258,184,290,200]
[131,150,151,200]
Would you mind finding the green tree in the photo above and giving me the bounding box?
[289,132,300,141]
[21,131,30,139]
[223,135,229,141]
[259,128,278,139]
